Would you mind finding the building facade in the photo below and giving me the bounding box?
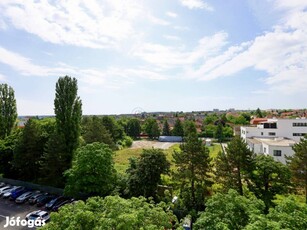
[241,118,307,164]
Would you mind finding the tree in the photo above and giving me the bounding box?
[127,148,170,198]
[102,116,124,142]
[255,108,263,118]
[245,195,307,230]
[248,155,291,212]
[162,119,171,136]
[41,196,179,230]
[126,118,141,139]
[215,136,255,195]
[183,120,197,136]
[194,189,264,230]
[82,116,115,149]
[173,132,212,214]
[215,121,224,142]
[54,76,82,163]
[288,137,307,203]
[13,118,55,182]
[172,118,184,137]
[0,83,17,139]
[64,143,116,197]
[144,118,160,139]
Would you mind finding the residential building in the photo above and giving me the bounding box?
[241,118,307,164]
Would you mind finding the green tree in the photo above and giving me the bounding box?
[0,84,17,139]
[172,118,184,137]
[215,136,255,195]
[255,108,263,118]
[162,119,171,136]
[13,118,55,182]
[144,118,160,139]
[54,76,82,163]
[288,137,307,203]
[245,195,307,230]
[203,114,218,126]
[126,118,141,139]
[102,116,124,142]
[248,155,291,212]
[82,116,115,149]
[201,124,216,138]
[194,189,264,230]
[127,148,170,198]
[183,120,197,136]
[64,143,115,197]
[173,132,212,214]
[41,196,179,230]
[215,121,224,142]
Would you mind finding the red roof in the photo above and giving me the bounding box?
[250,118,268,125]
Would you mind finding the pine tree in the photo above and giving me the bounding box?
[288,137,307,203]
[172,118,184,137]
[162,120,170,136]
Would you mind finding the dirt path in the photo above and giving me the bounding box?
[130,140,178,149]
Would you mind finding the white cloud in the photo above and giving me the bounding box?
[179,0,214,11]
[0,0,169,49]
[133,32,228,68]
[166,11,178,18]
[163,35,181,41]
[0,46,167,90]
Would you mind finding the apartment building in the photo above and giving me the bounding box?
[241,118,307,164]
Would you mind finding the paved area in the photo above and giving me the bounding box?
[0,198,43,229]
[130,140,179,149]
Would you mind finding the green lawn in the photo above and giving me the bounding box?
[114,143,222,174]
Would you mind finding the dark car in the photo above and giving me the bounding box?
[10,187,28,200]
[36,195,55,207]
[15,191,33,204]
[45,196,65,210]
[51,199,72,212]
[3,186,21,199]
[28,193,46,205]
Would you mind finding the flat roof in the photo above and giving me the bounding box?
[247,137,296,147]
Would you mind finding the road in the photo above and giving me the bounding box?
[130,140,178,149]
[0,198,42,229]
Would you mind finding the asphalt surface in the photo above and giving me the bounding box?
[0,197,44,229]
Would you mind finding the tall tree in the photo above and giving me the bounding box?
[102,116,124,142]
[126,118,141,139]
[162,119,170,136]
[126,148,170,198]
[144,118,160,139]
[248,155,291,212]
[183,120,197,136]
[172,118,184,137]
[215,121,224,142]
[215,136,255,195]
[173,132,212,214]
[288,137,307,203]
[82,116,115,149]
[64,143,116,197]
[54,76,82,166]
[0,84,17,139]
[255,108,263,118]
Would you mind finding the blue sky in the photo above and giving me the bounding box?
[0,0,306,115]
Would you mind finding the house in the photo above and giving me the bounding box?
[241,118,307,164]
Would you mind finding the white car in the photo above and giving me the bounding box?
[0,186,12,196]
[26,210,50,222]
[15,191,33,204]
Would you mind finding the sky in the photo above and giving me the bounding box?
[0,0,306,115]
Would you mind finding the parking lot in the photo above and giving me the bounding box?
[0,198,40,229]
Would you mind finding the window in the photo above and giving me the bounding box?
[293,133,306,136]
[264,123,277,129]
[268,132,276,136]
[293,122,307,127]
[261,132,263,136]
[273,150,282,156]
[264,147,266,153]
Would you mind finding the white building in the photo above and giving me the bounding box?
[241,118,307,164]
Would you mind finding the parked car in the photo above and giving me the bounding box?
[26,210,50,223]
[36,195,55,207]
[3,186,21,199]
[28,193,46,205]
[10,187,28,200]
[45,196,65,210]
[0,182,7,188]
[51,199,72,212]
[0,186,12,196]
[15,191,33,204]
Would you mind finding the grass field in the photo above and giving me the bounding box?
[114,143,222,173]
